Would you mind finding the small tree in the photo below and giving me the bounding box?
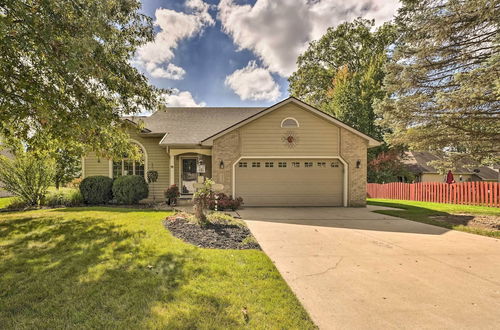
[53,148,81,189]
[193,179,214,226]
[0,152,55,206]
[368,149,414,183]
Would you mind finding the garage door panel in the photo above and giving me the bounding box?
[235,158,344,206]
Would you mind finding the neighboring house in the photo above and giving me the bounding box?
[0,147,14,198]
[82,97,380,206]
[403,151,499,183]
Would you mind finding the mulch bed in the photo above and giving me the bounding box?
[430,214,500,231]
[164,217,260,250]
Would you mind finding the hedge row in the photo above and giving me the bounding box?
[80,175,148,205]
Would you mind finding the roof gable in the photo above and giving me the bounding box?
[201,97,381,147]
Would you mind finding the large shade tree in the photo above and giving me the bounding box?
[0,0,163,157]
[376,0,500,165]
[289,18,397,140]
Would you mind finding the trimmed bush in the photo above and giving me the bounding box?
[80,176,113,204]
[112,175,149,204]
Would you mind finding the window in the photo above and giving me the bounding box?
[281,117,299,128]
[265,162,274,168]
[238,162,248,168]
[252,162,261,168]
[304,162,313,168]
[331,161,340,168]
[278,162,287,168]
[112,146,145,178]
[317,162,326,167]
[291,162,300,168]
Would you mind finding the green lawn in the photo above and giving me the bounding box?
[0,207,315,329]
[368,199,499,238]
[0,197,15,209]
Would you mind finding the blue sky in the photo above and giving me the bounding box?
[137,0,400,108]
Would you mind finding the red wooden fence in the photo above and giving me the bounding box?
[367,182,500,208]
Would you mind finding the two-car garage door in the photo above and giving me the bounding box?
[234,158,344,206]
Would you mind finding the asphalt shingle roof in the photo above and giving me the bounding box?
[403,151,498,180]
[126,107,264,145]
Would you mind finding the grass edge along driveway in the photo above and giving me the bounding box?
[368,198,499,238]
[0,207,316,329]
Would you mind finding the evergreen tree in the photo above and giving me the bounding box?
[376,0,499,164]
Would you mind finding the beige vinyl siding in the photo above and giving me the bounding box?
[83,131,170,201]
[239,103,340,156]
[84,152,110,177]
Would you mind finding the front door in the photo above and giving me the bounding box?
[181,158,197,194]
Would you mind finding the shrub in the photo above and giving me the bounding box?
[45,189,84,207]
[5,197,29,210]
[164,184,180,204]
[0,152,55,206]
[193,179,214,226]
[79,176,113,204]
[112,175,149,204]
[208,193,244,211]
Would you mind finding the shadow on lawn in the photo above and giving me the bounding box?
[367,201,496,235]
[54,206,170,213]
[0,214,238,328]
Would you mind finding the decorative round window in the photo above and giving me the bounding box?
[281,117,299,128]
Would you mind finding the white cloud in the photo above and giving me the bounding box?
[162,89,206,107]
[149,63,186,80]
[135,0,214,79]
[225,61,281,101]
[218,0,400,77]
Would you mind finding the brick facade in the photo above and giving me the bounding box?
[212,130,241,196]
[340,129,368,206]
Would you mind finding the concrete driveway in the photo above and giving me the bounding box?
[239,206,500,330]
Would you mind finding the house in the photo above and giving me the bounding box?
[403,151,499,183]
[82,97,380,206]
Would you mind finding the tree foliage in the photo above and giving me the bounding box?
[289,19,397,139]
[0,151,55,206]
[376,0,500,164]
[53,147,82,189]
[368,149,415,183]
[0,0,164,157]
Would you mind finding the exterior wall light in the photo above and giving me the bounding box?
[356,160,361,168]
[219,160,225,169]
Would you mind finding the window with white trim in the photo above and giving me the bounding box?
[304,162,313,168]
[112,147,145,178]
[278,161,287,168]
[281,118,299,128]
[252,162,261,168]
[317,162,326,167]
[291,162,300,167]
[331,161,340,168]
[265,161,274,168]
[238,162,248,168]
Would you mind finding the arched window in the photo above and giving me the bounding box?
[112,142,146,178]
[281,117,299,128]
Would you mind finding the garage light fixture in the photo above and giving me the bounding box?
[356,160,361,168]
[219,160,224,169]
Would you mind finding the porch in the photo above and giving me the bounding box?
[168,148,213,197]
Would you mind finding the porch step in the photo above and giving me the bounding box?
[176,198,193,206]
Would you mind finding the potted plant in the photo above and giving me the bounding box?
[164,184,180,206]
